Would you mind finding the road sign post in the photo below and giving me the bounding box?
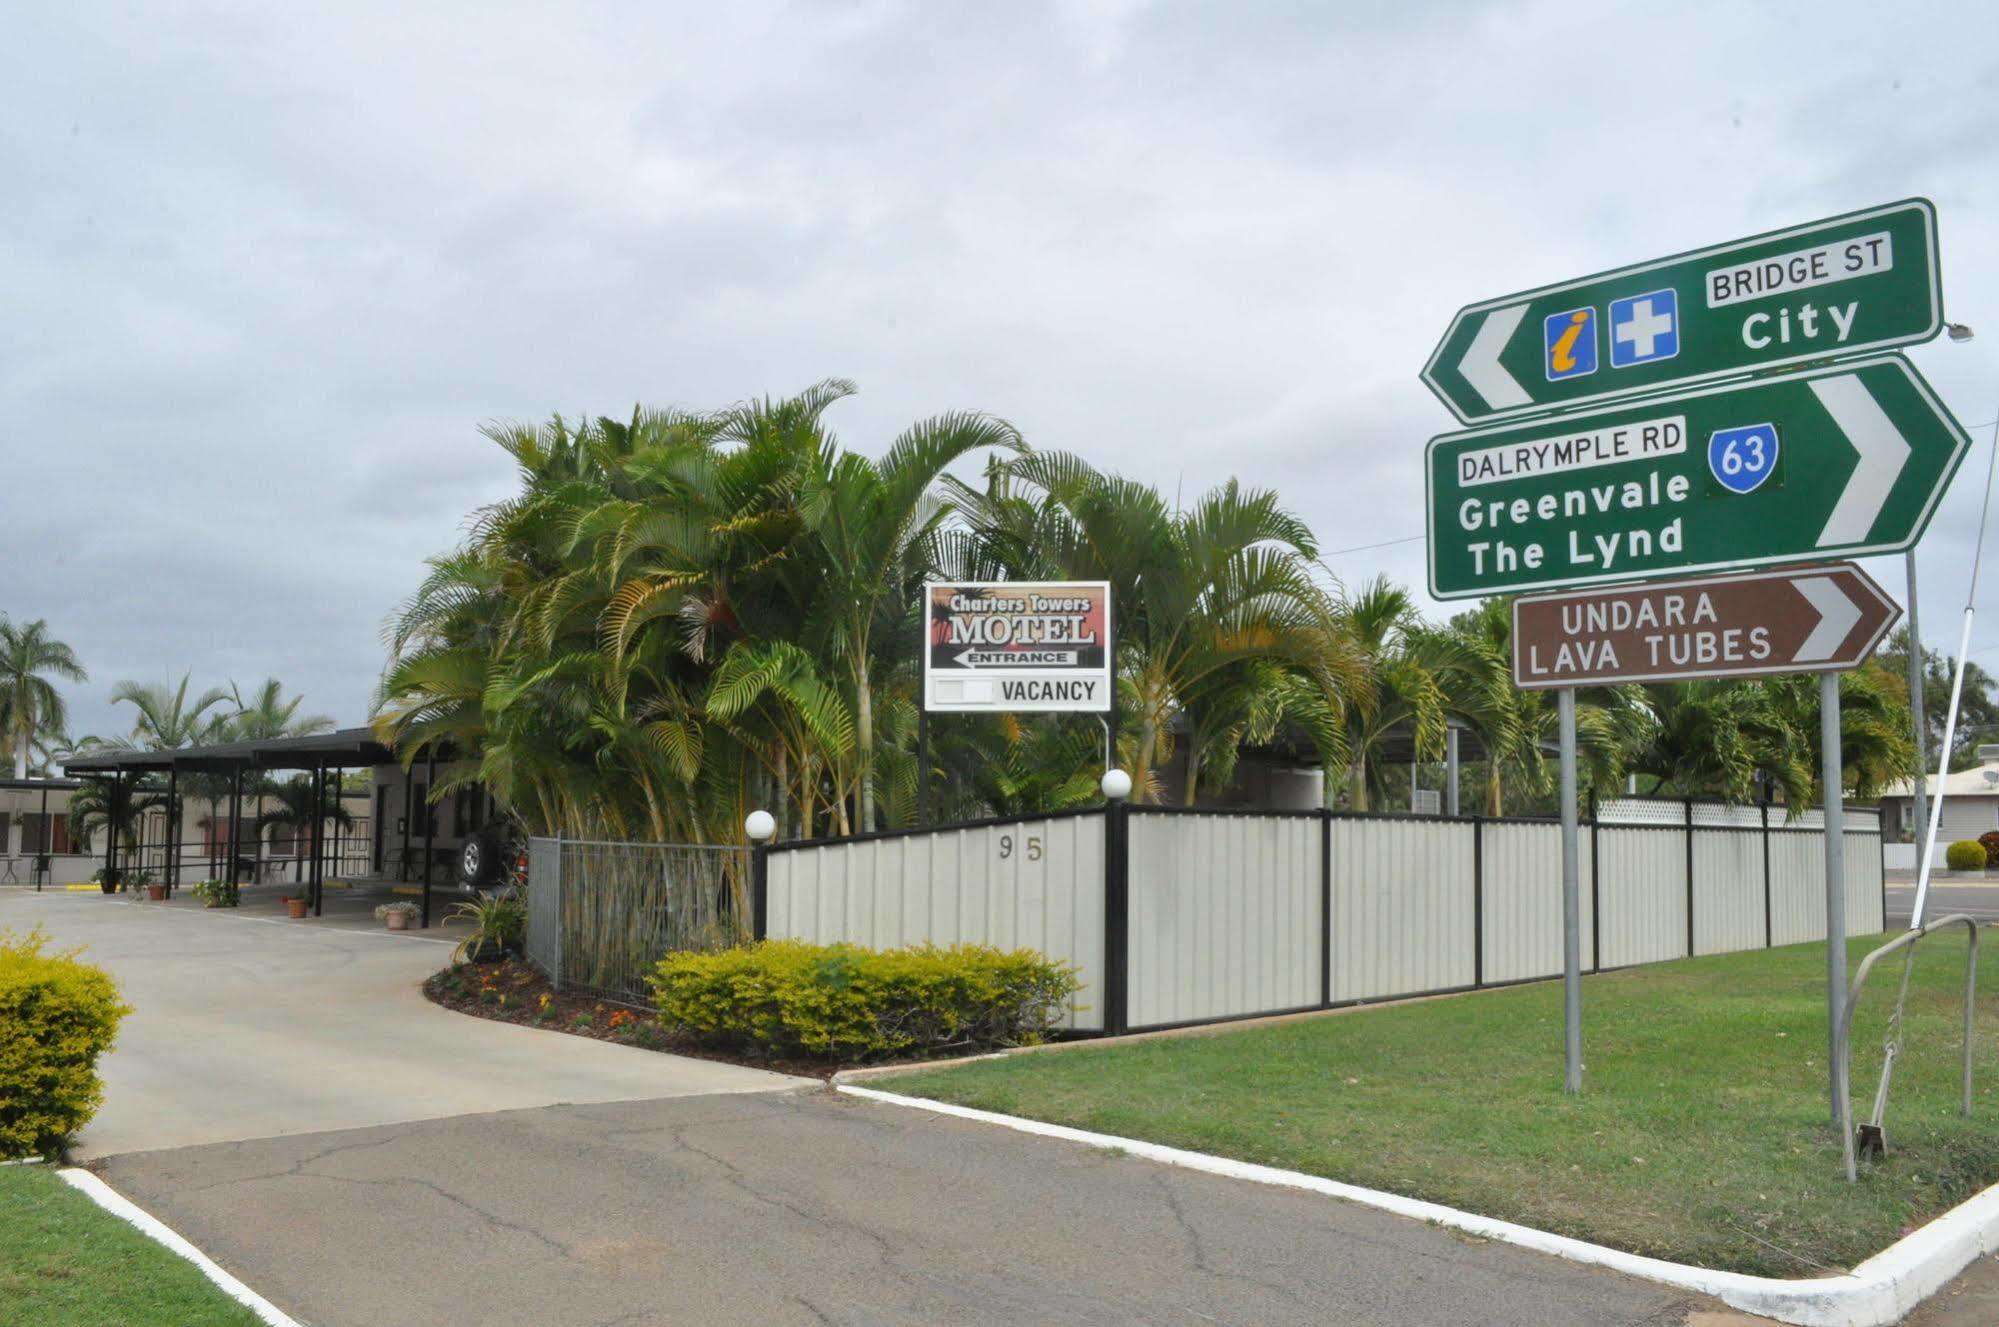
[1559,688,1582,1095]
[1423,199,1941,424]
[1419,199,1964,1106]
[1823,673,1848,1129]
[1427,355,1970,600]
[1511,564,1901,688]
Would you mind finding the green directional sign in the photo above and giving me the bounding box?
[1421,199,1942,425]
[1426,354,1969,599]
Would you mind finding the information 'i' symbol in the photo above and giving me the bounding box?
[1543,307,1597,380]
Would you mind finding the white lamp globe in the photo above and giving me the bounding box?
[744,809,777,842]
[1100,768,1134,802]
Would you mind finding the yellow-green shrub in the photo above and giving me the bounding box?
[0,928,131,1159]
[650,940,1081,1060]
[1946,840,1990,871]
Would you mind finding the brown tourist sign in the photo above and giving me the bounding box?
[1510,563,1901,689]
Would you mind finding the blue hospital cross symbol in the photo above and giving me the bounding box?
[1609,288,1679,367]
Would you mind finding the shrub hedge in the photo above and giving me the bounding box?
[651,940,1081,1060]
[0,928,131,1159]
[1946,839,1991,871]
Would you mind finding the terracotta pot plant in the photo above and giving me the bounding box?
[147,882,167,902]
[285,894,310,919]
[374,901,421,932]
[191,878,239,908]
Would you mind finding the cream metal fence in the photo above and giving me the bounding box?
[538,798,1885,1033]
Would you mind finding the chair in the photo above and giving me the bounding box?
[379,845,412,882]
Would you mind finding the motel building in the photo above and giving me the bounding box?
[36,729,505,927]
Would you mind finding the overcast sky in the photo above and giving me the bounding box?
[7,1,1999,743]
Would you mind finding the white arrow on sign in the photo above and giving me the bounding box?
[1458,305,1532,412]
[1792,575,1864,662]
[1811,373,1910,547]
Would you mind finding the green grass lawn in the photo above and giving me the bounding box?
[888,932,1999,1277]
[0,1166,264,1327]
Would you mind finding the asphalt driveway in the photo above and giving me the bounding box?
[1,889,799,1157]
[1886,880,1999,927]
[98,1089,1722,1327]
[0,888,1782,1324]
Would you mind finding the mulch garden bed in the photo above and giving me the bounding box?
[421,958,849,1081]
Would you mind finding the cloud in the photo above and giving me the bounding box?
[4,0,1998,740]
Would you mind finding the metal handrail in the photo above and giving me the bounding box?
[1837,914,1980,1182]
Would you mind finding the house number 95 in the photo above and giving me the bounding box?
[997,834,1043,861]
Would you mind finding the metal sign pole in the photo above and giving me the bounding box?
[1559,687,1582,1094]
[1905,551,1928,857]
[916,706,930,826]
[1821,672,1848,1125]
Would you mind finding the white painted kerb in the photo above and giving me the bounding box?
[58,1168,301,1327]
[839,1084,1999,1327]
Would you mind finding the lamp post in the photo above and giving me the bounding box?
[1909,321,1975,866]
[745,809,776,942]
[1906,553,1927,861]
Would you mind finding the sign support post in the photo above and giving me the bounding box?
[1821,671,1848,1126]
[916,706,930,826]
[1424,197,1962,1105]
[1904,551,1928,859]
[1559,687,1582,1094]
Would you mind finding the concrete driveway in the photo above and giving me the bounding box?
[0,889,800,1158]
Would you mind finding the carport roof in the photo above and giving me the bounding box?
[64,727,400,777]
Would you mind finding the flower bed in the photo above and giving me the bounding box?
[420,959,843,1080]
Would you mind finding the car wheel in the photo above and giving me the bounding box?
[459,830,505,890]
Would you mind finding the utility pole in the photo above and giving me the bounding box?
[1905,551,1927,863]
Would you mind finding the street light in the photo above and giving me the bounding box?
[1906,320,1977,857]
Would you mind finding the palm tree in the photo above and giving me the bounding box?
[107,674,236,868]
[1760,664,1914,802]
[778,390,1021,828]
[704,640,855,839]
[228,678,335,741]
[64,776,165,866]
[111,675,233,751]
[374,383,1406,838]
[1,618,88,858]
[1629,681,1808,806]
[254,775,356,881]
[1438,599,1651,814]
[220,678,337,877]
[1334,578,1452,811]
[377,384,1020,841]
[0,618,87,781]
[951,453,1359,803]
